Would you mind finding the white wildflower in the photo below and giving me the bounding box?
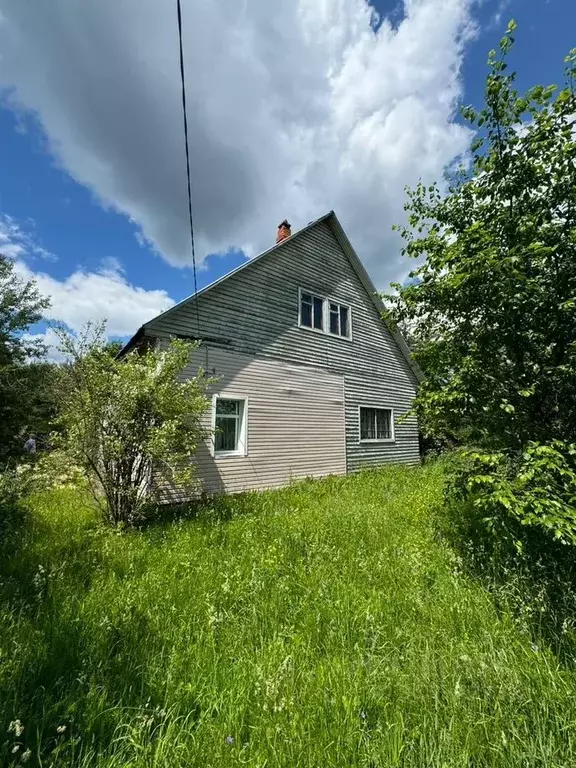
[8,720,24,737]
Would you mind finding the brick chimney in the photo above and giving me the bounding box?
[276,219,291,243]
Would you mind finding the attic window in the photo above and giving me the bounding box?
[299,290,324,331]
[329,302,350,338]
[298,288,352,340]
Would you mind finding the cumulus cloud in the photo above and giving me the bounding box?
[0,0,475,288]
[1,213,174,338]
[14,260,174,336]
[13,257,174,337]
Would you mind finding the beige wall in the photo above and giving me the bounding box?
[185,346,346,494]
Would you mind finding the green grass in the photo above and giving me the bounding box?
[1,462,576,767]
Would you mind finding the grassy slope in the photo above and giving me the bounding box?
[1,463,575,767]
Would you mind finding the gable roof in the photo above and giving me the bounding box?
[121,211,422,381]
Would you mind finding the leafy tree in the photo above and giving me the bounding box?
[387,24,576,451]
[2,362,60,446]
[104,339,124,358]
[388,25,576,619]
[0,253,50,459]
[53,323,210,525]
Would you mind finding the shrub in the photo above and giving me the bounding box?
[53,323,211,526]
[450,441,576,551]
[444,442,576,655]
[0,468,29,552]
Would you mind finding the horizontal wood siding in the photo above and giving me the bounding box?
[148,220,419,477]
[182,347,346,494]
[345,373,419,472]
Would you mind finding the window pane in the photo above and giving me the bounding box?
[215,415,238,451]
[376,409,391,440]
[216,399,239,415]
[330,307,339,335]
[313,297,324,329]
[301,293,312,305]
[340,306,349,337]
[301,300,312,327]
[360,408,376,440]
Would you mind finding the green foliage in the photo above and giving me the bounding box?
[0,254,51,460]
[2,362,60,454]
[53,323,211,525]
[0,254,48,367]
[0,468,28,547]
[3,463,576,766]
[451,442,576,548]
[440,445,576,662]
[387,28,576,450]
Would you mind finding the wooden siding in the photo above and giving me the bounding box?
[345,373,419,472]
[147,219,419,476]
[181,346,346,494]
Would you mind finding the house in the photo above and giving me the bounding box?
[122,211,421,495]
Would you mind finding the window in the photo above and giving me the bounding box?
[213,396,247,456]
[359,407,394,442]
[300,291,324,330]
[298,288,352,339]
[329,302,350,338]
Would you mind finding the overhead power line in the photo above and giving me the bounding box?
[176,0,200,334]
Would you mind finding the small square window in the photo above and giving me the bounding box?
[359,407,393,442]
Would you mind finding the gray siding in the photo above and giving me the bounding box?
[147,219,419,481]
[183,347,346,494]
[345,373,419,471]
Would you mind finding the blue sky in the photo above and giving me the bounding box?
[0,0,573,354]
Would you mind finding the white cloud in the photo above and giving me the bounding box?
[1,213,174,342]
[489,0,512,29]
[0,213,51,259]
[0,213,58,262]
[13,259,174,337]
[0,0,476,289]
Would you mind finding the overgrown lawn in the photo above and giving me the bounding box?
[1,462,575,766]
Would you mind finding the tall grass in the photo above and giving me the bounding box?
[1,462,576,766]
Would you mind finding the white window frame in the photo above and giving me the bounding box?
[327,299,352,340]
[211,394,249,458]
[298,287,352,341]
[358,405,395,443]
[298,287,326,334]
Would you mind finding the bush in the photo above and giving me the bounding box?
[0,468,28,552]
[54,324,211,526]
[450,441,576,551]
[444,442,576,656]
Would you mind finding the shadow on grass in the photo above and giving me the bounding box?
[0,503,203,765]
[0,607,179,765]
[434,498,576,667]
[142,468,391,531]
[140,489,267,532]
